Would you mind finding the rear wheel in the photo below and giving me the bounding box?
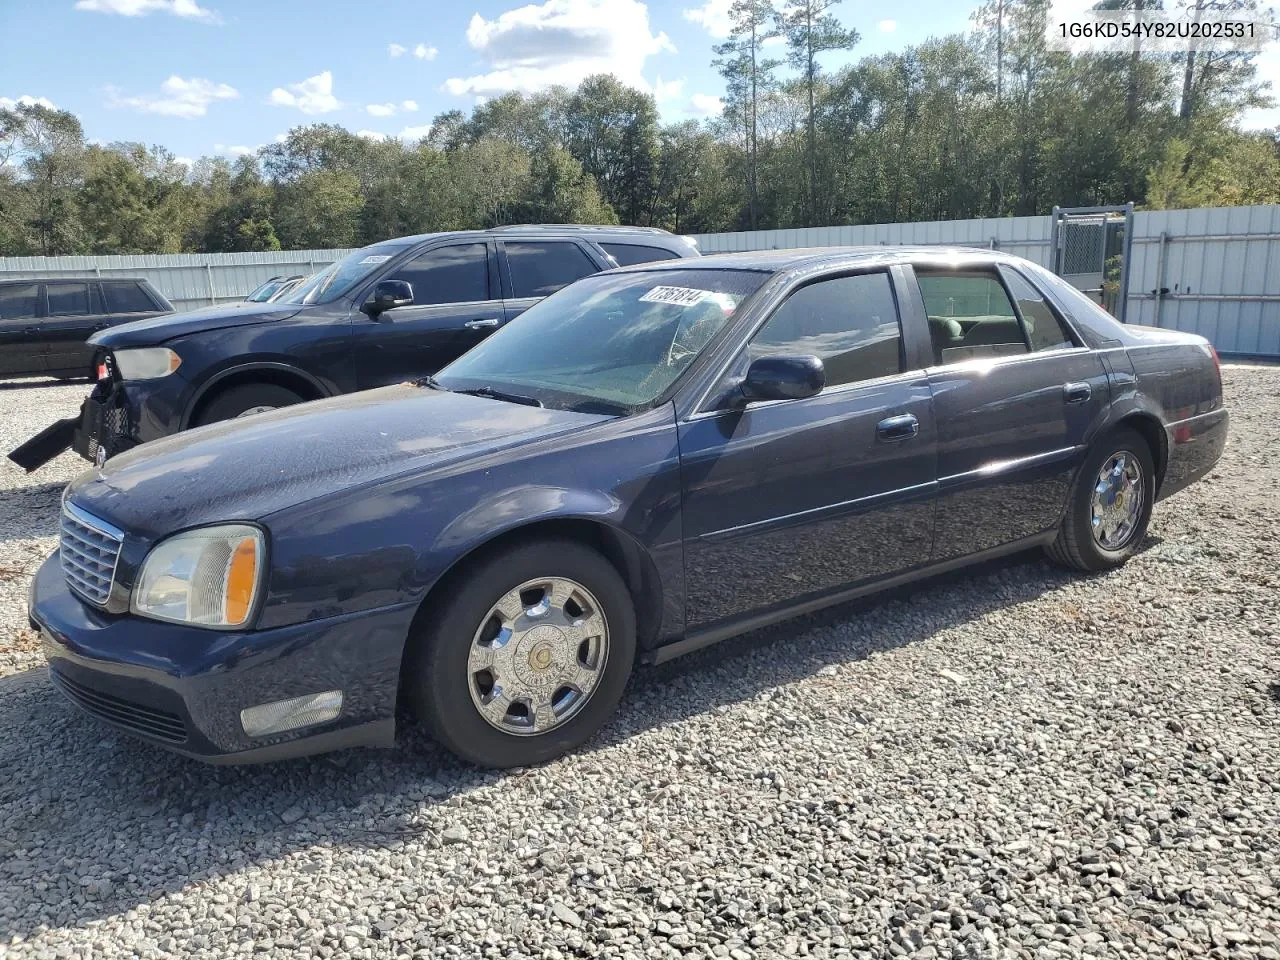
[195,383,306,426]
[1046,426,1155,571]
[406,539,636,768]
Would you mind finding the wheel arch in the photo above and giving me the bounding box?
[183,362,330,428]
[1111,411,1169,494]
[402,516,666,674]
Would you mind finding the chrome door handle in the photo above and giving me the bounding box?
[1063,381,1091,404]
[464,318,500,330]
[876,413,919,442]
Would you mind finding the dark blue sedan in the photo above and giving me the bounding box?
[29,248,1228,767]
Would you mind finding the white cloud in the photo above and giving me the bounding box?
[268,71,341,115]
[356,130,390,141]
[75,0,219,22]
[399,123,433,141]
[682,0,731,37]
[214,143,257,157]
[689,92,723,117]
[444,0,674,97]
[366,102,398,117]
[402,99,419,112]
[878,18,897,32]
[388,42,407,58]
[762,33,785,47]
[414,43,438,60]
[173,156,193,167]
[654,76,684,102]
[1241,46,1280,129]
[0,94,57,110]
[108,76,238,118]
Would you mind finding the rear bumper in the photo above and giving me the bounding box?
[1158,407,1229,501]
[29,554,415,763]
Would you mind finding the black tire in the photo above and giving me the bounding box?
[406,539,636,768]
[195,383,305,426]
[1046,426,1155,572]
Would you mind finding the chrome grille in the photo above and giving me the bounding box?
[60,503,124,606]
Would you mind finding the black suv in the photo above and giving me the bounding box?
[0,278,172,381]
[11,225,698,470]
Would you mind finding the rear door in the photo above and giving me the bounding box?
[911,263,1110,559]
[0,283,43,376]
[678,268,938,629]
[497,239,604,325]
[354,240,503,389]
[42,281,101,374]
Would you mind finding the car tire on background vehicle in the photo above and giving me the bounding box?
[195,383,306,425]
[1046,426,1156,572]
[406,538,637,768]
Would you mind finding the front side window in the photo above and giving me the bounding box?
[0,284,39,321]
[47,283,90,316]
[103,282,158,314]
[437,268,768,412]
[391,243,490,306]
[505,241,598,298]
[748,273,903,388]
[917,271,1027,365]
[1003,269,1075,352]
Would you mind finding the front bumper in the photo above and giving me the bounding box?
[29,554,416,763]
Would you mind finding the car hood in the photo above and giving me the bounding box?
[89,301,304,348]
[65,385,612,541]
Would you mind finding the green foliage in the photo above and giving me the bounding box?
[0,30,1273,257]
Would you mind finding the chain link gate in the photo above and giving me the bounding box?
[1049,203,1134,323]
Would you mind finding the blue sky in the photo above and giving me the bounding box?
[2,0,1273,166]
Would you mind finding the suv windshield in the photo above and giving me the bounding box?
[276,242,414,305]
[435,268,768,413]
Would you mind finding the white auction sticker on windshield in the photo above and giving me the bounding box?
[359,255,392,265]
[639,285,712,306]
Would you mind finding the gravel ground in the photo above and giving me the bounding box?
[0,368,1276,960]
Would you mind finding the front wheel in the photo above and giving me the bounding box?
[406,539,636,768]
[195,383,305,426]
[1046,426,1155,571]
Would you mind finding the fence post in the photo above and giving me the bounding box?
[1117,201,1135,324]
[1154,231,1169,328]
[205,263,216,306]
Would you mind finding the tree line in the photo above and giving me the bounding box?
[1,0,1277,258]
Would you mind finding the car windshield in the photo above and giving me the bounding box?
[275,242,413,305]
[435,268,768,413]
[245,278,285,302]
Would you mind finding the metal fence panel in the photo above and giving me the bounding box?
[2,204,1278,355]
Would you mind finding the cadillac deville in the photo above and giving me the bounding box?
[29,248,1228,768]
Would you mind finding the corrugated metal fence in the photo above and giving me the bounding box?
[2,203,1277,356]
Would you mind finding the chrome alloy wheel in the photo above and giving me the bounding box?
[466,577,610,736]
[1090,451,1144,550]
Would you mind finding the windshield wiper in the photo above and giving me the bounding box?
[455,386,543,407]
[417,374,447,390]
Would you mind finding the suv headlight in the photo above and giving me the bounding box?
[113,347,181,380]
[132,525,264,628]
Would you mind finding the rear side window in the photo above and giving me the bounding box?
[601,242,681,267]
[103,282,157,314]
[391,243,490,306]
[1003,269,1075,352]
[750,273,903,388]
[917,272,1027,365]
[505,241,598,298]
[0,283,38,321]
[47,283,90,316]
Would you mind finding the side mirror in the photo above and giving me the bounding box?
[368,279,413,313]
[739,354,825,403]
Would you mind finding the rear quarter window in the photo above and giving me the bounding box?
[103,282,158,314]
[601,243,682,267]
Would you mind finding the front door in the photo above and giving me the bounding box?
[0,283,43,376]
[355,241,505,390]
[912,264,1110,559]
[678,270,938,631]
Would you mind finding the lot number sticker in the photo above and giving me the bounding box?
[360,255,393,265]
[639,285,712,306]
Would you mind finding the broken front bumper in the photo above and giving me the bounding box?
[8,381,137,472]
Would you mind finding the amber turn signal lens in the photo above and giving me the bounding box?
[224,536,258,626]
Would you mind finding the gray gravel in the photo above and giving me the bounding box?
[0,367,1277,959]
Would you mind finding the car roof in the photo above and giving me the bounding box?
[0,276,151,284]
[607,245,1023,274]
[376,224,692,248]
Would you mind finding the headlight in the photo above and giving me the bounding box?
[132,525,264,628]
[113,347,181,380]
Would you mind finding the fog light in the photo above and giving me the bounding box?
[240,691,343,737]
